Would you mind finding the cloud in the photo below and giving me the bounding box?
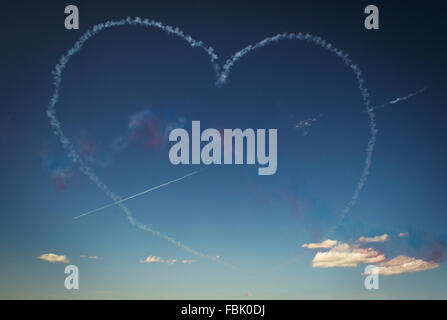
[305,235,442,275]
[80,255,100,260]
[140,256,176,265]
[302,239,338,249]
[182,259,196,264]
[362,255,440,276]
[140,256,162,263]
[37,253,70,264]
[357,234,389,243]
[312,243,386,268]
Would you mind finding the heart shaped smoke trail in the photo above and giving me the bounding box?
[46,17,377,270]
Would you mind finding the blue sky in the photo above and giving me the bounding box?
[0,0,446,299]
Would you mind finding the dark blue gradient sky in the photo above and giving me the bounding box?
[0,0,446,298]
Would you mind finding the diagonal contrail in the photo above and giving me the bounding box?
[369,87,427,112]
[73,170,202,220]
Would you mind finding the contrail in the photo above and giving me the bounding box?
[370,87,427,112]
[73,170,201,220]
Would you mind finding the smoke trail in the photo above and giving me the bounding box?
[47,18,379,272]
[294,113,323,136]
[370,87,427,112]
[73,170,201,220]
[46,17,234,269]
[216,33,377,232]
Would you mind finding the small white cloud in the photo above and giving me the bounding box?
[182,259,196,264]
[362,255,440,275]
[312,243,386,268]
[140,256,162,263]
[37,253,70,264]
[302,239,338,249]
[398,232,409,238]
[357,234,389,243]
[140,255,176,265]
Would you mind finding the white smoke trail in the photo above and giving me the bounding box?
[216,33,377,232]
[46,17,234,269]
[294,113,323,136]
[47,18,379,272]
[371,87,427,111]
[73,170,201,220]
